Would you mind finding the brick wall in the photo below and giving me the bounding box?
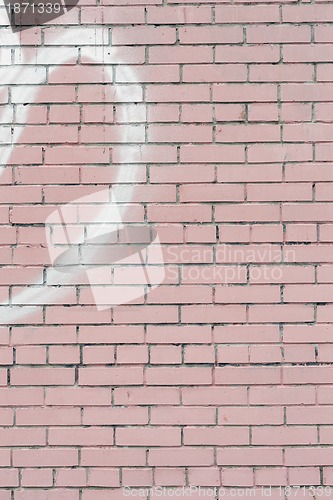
[0,0,333,497]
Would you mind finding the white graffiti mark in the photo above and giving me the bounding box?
[0,7,165,323]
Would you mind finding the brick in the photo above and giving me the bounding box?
[117,65,180,83]
[184,345,215,363]
[281,83,333,102]
[248,104,279,122]
[56,469,86,487]
[217,448,283,466]
[284,123,333,142]
[113,145,177,164]
[184,427,249,446]
[45,26,106,45]
[288,407,333,425]
[188,467,221,487]
[281,103,312,122]
[45,387,110,406]
[215,204,280,222]
[79,367,144,385]
[216,124,280,143]
[222,468,254,487]
[48,427,114,446]
[0,410,13,426]
[214,325,280,344]
[148,104,179,123]
[213,84,277,102]
[148,448,214,466]
[248,144,313,163]
[81,6,145,24]
[21,469,53,487]
[150,46,212,65]
[147,84,210,103]
[249,386,316,405]
[81,492,135,500]
[48,346,80,365]
[215,5,279,23]
[217,164,282,182]
[283,366,333,384]
[122,468,152,487]
[0,388,44,406]
[286,224,317,243]
[284,345,316,363]
[255,468,287,486]
[216,46,280,64]
[250,345,282,363]
[180,145,245,163]
[154,468,186,486]
[116,427,181,446]
[317,185,333,202]
[219,407,282,425]
[147,6,212,24]
[248,305,314,323]
[15,491,79,500]
[182,387,247,406]
[285,448,333,466]
[82,346,115,365]
[10,368,75,386]
[283,5,333,22]
[13,449,78,467]
[253,427,317,445]
[150,165,214,184]
[284,285,333,303]
[289,468,320,486]
[317,345,333,362]
[114,387,180,405]
[81,448,146,466]
[215,366,281,385]
[11,326,76,345]
[284,45,333,63]
[16,408,81,426]
[251,224,283,243]
[150,345,182,364]
[217,345,248,364]
[151,407,215,425]
[77,84,143,103]
[83,407,148,425]
[113,27,176,45]
[179,26,243,44]
[146,367,212,385]
[317,64,333,82]
[284,325,333,344]
[216,104,245,121]
[87,468,119,487]
[215,284,280,304]
[316,265,333,283]
[182,305,246,323]
[148,124,212,143]
[78,326,144,344]
[81,47,145,65]
[279,244,333,262]
[0,428,46,446]
[247,25,311,44]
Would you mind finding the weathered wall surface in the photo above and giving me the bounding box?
[0,0,332,496]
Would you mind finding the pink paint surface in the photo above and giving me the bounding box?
[0,0,332,496]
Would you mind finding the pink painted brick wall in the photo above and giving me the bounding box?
[0,0,333,496]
